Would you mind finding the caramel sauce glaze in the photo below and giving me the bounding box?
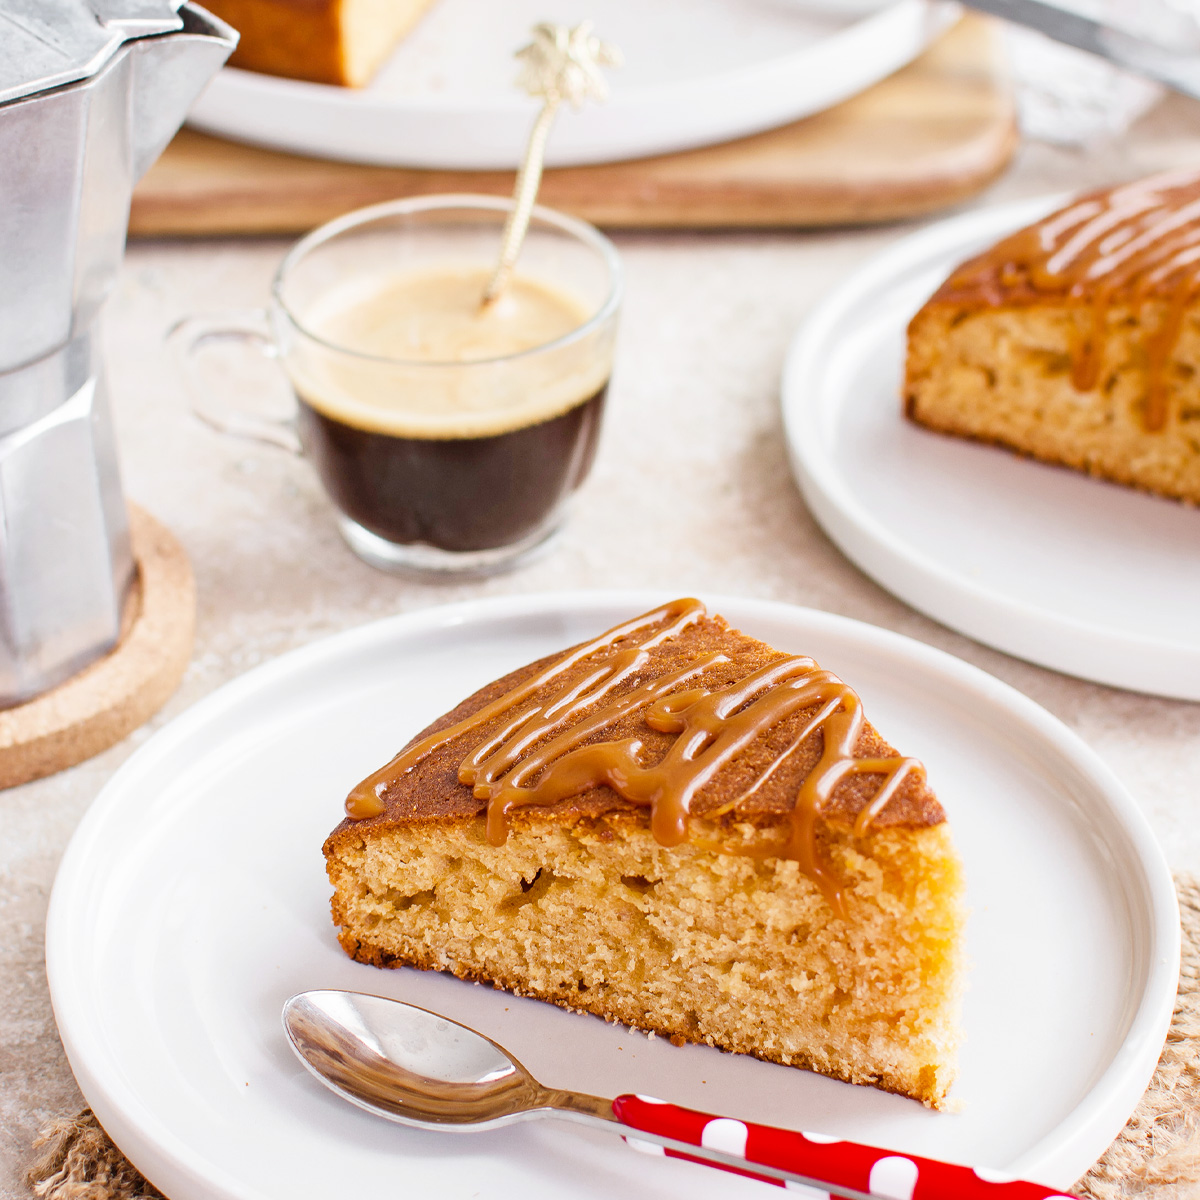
[344,599,929,913]
[931,168,1200,432]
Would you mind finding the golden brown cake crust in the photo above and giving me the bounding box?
[204,0,345,84]
[205,0,436,87]
[324,611,944,859]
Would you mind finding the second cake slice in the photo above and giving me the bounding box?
[905,170,1200,503]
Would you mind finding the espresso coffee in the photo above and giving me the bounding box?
[298,385,605,550]
[287,267,612,553]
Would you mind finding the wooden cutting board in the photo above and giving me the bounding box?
[129,15,1016,237]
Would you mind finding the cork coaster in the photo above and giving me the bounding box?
[25,876,1200,1200]
[0,505,195,789]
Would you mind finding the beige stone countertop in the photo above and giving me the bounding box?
[5,96,1200,1199]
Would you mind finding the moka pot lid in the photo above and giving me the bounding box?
[0,0,183,106]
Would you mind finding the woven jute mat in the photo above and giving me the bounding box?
[27,877,1200,1200]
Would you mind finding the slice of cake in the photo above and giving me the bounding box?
[324,598,966,1107]
[906,169,1200,504]
[204,0,436,87]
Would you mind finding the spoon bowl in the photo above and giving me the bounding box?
[283,990,550,1129]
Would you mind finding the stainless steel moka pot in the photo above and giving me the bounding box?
[0,1,234,706]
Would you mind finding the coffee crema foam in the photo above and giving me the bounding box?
[287,266,612,440]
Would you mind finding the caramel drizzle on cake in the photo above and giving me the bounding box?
[345,599,923,912]
[934,168,1200,431]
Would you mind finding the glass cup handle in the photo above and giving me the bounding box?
[169,310,303,454]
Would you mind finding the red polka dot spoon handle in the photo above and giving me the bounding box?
[612,1095,1077,1200]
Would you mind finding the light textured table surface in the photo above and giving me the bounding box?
[4,95,1200,1199]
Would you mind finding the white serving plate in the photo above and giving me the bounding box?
[46,593,1178,1198]
[187,0,958,168]
[781,197,1200,700]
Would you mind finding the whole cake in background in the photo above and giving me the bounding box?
[203,0,437,85]
[905,169,1200,504]
[324,598,966,1108]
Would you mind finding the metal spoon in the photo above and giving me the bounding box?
[283,989,1076,1199]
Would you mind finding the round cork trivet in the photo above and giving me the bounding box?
[0,504,195,789]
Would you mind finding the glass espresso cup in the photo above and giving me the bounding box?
[176,196,622,574]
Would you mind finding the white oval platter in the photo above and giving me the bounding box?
[781,196,1200,700]
[46,592,1178,1199]
[187,0,959,168]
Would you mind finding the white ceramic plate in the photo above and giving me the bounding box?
[781,197,1200,700]
[187,0,958,168]
[47,593,1178,1198]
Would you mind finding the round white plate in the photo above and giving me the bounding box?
[187,0,958,168]
[47,593,1177,1198]
[782,197,1200,700]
